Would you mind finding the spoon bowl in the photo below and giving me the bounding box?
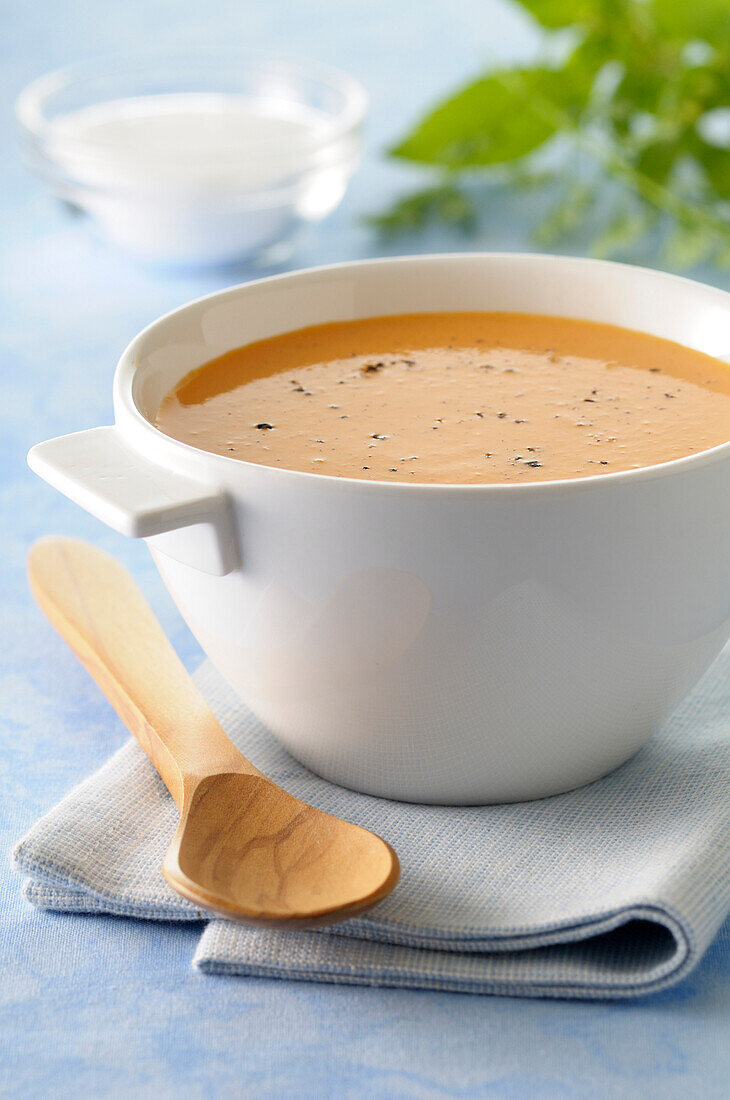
[166,771,399,926]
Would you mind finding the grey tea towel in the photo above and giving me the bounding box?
[13,649,730,999]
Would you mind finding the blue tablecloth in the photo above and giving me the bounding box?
[3,1,730,1095]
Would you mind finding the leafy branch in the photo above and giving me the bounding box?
[371,0,730,266]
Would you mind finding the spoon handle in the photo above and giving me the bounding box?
[28,537,257,808]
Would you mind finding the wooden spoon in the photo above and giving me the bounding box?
[28,537,399,927]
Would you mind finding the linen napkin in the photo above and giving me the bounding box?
[13,648,730,999]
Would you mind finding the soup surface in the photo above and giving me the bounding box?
[155,312,730,483]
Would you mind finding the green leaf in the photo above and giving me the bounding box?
[390,69,577,169]
[663,220,717,267]
[650,0,730,41]
[531,182,595,244]
[635,141,678,187]
[368,183,477,234]
[388,73,550,168]
[515,0,602,29]
[701,149,730,199]
[682,131,730,198]
[590,207,652,258]
[711,238,730,267]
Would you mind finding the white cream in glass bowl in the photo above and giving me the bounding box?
[16,50,367,266]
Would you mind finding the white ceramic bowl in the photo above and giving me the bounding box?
[28,254,730,803]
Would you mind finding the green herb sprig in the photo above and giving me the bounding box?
[373,0,730,266]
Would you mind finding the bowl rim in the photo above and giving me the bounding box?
[15,46,369,157]
[115,251,730,497]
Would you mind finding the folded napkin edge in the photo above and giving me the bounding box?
[19,869,693,985]
[335,902,691,956]
[21,878,206,922]
[21,874,696,998]
[192,943,693,1001]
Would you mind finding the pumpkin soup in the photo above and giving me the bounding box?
[155,312,730,483]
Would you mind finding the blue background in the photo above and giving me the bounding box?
[2,1,730,1095]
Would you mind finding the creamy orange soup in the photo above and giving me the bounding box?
[155,312,730,483]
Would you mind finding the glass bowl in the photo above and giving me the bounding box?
[16,49,368,267]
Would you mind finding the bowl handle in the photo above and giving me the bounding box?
[28,427,238,576]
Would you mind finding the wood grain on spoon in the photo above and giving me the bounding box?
[28,537,399,927]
